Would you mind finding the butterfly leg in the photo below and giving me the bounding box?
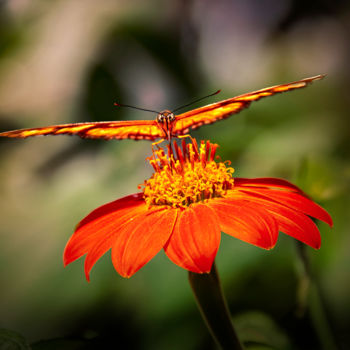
[177,134,191,140]
[152,138,165,146]
[174,134,197,147]
[151,138,166,153]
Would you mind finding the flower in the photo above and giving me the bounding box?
[63,139,333,280]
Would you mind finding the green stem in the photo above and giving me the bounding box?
[188,261,244,350]
[295,242,338,350]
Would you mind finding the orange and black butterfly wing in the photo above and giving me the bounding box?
[0,120,163,141]
[172,75,325,135]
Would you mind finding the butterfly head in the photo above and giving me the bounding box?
[157,110,176,124]
[156,110,176,141]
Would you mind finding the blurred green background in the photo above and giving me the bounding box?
[0,0,349,349]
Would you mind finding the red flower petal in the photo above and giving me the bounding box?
[111,208,178,278]
[76,193,145,230]
[265,204,322,249]
[225,190,322,249]
[64,193,146,280]
[237,187,333,227]
[82,205,153,281]
[164,203,221,274]
[207,198,279,249]
[235,177,305,194]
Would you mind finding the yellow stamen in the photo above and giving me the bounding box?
[142,140,234,208]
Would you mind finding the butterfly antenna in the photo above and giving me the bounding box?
[172,89,221,113]
[114,102,160,114]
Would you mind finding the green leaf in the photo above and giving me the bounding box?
[233,311,291,349]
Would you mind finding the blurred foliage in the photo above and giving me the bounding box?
[0,0,349,349]
[0,329,31,350]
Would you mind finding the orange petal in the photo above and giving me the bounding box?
[164,203,221,274]
[235,177,305,193]
[237,187,333,227]
[76,193,144,230]
[263,203,322,249]
[207,198,279,249]
[111,208,178,278]
[82,205,150,281]
[63,193,145,277]
[225,191,322,249]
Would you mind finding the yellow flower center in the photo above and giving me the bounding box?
[142,139,234,208]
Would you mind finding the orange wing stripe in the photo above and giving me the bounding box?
[172,75,324,135]
[173,102,245,135]
[0,120,163,140]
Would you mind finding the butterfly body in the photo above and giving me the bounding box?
[0,75,325,142]
[156,110,176,141]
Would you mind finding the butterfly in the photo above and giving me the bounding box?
[0,75,324,142]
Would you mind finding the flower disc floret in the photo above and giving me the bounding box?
[142,139,234,208]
